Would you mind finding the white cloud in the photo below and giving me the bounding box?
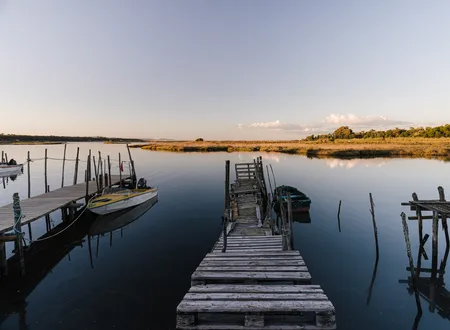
[237,123,243,129]
[243,113,413,136]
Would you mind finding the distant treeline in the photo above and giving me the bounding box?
[0,133,145,143]
[304,125,450,141]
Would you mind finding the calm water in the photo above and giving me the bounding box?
[0,143,449,330]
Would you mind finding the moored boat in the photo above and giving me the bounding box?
[0,159,23,177]
[87,178,158,215]
[272,185,311,213]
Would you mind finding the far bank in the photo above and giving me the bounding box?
[129,138,450,160]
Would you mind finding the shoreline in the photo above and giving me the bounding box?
[129,138,450,160]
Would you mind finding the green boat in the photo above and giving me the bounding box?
[272,185,311,214]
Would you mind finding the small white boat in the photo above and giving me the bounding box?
[87,178,158,215]
[0,162,23,177]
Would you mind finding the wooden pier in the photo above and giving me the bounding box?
[176,158,336,329]
[0,175,123,234]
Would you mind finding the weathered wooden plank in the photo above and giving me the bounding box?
[204,257,304,262]
[205,251,300,257]
[200,260,305,266]
[214,243,282,248]
[213,248,282,253]
[196,266,308,272]
[177,325,333,330]
[191,271,311,281]
[188,285,322,293]
[177,299,333,313]
[184,292,328,301]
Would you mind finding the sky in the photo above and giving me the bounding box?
[1,0,449,140]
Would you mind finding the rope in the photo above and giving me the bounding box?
[16,194,99,243]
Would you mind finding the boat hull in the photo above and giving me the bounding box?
[88,189,158,215]
[0,164,23,177]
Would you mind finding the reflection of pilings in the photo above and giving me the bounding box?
[87,235,94,269]
[412,289,423,330]
[367,194,379,305]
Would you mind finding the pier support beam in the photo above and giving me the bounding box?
[13,193,25,276]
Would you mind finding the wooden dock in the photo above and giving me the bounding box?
[176,159,336,329]
[0,175,123,234]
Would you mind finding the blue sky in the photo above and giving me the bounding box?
[1,1,449,140]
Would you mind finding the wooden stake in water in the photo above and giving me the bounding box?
[337,200,342,232]
[126,144,136,180]
[93,156,99,191]
[401,212,416,287]
[27,151,31,198]
[225,160,230,209]
[287,192,294,250]
[61,143,67,188]
[119,153,122,187]
[107,156,111,188]
[73,146,79,185]
[13,193,25,276]
[44,149,48,193]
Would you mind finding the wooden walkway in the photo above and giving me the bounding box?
[0,175,123,234]
[176,160,336,329]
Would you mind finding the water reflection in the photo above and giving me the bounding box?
[325,158,388,169]
[0,196,158,328]
[399,221,450,325]
[87,196,158,268]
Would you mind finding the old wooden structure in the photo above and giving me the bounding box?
[0,144,135,277]
[400,187,450,322]
[176,158,336,329]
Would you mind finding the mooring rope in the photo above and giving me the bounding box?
[15,194,99,243]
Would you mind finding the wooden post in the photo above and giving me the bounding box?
[221,216,227,253]
[61,143,67,188]
[93,156,99,191]
[1,151,3,163]
[119,153,122,187]
[438,186,448,231]
[369,193,379,261]
[73,147,79,185]
[0,233,7,275]
[432,210,439,278]
[225,160,230,209]
[337,200,342,232]
[27,151,31,198]
[265,165,273,194]
[5,153,7,163]
[85,154,90,201]
[13,193,25,276]
[269,164,277,189]
[107,155,111,188]
[44,148,48,193]
[98,151,103,189]
[287,192,294,250]
[27,222,32,242]
[126,144,136,181]
[401,212,416,287]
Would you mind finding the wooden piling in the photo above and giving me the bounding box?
[44,149,48,193]
[13,193,25,275]
[93,156,99,191]
[27,151,31,198]
[287,192,294,250]
[119,153,122,186]
[225,160,230,209]
[73,147,79,185]
[221,216,227,253]
[401,212,416,287]
[61,143,67,188]
[4,153,7,163]
[337,200,342,232]
[0,233,7,276]
[98,151,103,190]
[126,144,136,180]
[432,211,439,277]
[107,155,111,188]
[1,151,3,163]
[269,164,277,189]
[85,154,90,201]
